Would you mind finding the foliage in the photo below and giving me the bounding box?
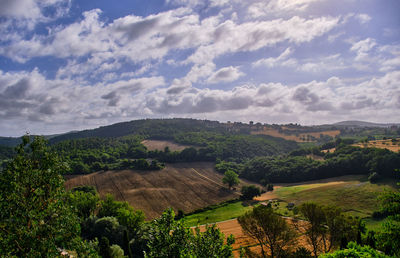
[109,244,125,258]
[368,172,381,183]
[238,205,296,258]
[320,242,389,258]
[98,194,145,235]
[222,170,240,189]
[376,182,400,256]
[297,202,363,257]
[241,185,261,200]
[145,208,234,258]
[0,136,94,256]
[241,146,400,183]
[68,188,100,219]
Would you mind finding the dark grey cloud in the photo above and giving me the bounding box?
[116,17,160,41]
[3,78,31,99]
[102,91,120,106]
[340,98,379,110]
[167,86,187,94]
[292,87,319,104]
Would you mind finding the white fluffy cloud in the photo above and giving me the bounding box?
[0,0,399,135]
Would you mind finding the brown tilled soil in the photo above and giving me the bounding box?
[196,218,312,258]
[141,139,196,151]
[65,162,249,220]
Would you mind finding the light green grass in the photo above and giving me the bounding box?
[275,176,397,230]
[182,201,254,227]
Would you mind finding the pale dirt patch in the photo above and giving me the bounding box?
[353,138,400,152]
[251,128,340,142]
[141,139,196,151]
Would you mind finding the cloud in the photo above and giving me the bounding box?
[207,66,244,84]
[0,0,70,30]
[355,14,371,24]
[253,47,295,67]
[247,0,323,18]
[186,15,340,65]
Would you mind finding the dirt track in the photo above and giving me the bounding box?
[141,139,195,151]
[65,162,248,219]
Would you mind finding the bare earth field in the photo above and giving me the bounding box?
[197,218,311,257]
[353,138,400,152]
[141,139,196,151]
[323,138,400,153]
[251,128,340,142]
[65,162,247,220]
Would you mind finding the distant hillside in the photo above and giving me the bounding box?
[334,120,399,128]
[0,137,22,147]
[49,118,228,144]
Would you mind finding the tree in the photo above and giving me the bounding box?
[68,188,99,219]
[222,170,239,189]
[0,136,92,256]
[238,205,297,258]
[297,202,326,257]
[320,242,389,258]
[297,202,361,256]
[376,181,400,256]
[145,208,234,257]
[98,194,145,235]
[241,185,261,200]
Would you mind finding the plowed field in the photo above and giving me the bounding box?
[65,162,246,219]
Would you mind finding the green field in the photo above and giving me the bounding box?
[182,201,254,227]
[181,175,398,231]
[274,175,395,219]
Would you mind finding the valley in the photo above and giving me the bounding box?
[65,162,251,219]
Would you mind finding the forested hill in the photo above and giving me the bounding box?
[45,119,298,174]
[49,118,230,144]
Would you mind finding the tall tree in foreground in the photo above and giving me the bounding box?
[0,136,93,256]
[238,205,297,258]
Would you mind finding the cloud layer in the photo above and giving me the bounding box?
[0,0,399,136]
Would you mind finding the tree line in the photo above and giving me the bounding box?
[217,144,400,184]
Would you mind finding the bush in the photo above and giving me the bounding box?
[241,185,261,200]
[368,172,381,183]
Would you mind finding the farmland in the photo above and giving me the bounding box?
[65,162,250,219]
[183,175,396,235]
[352,138,400,152]
[251,128,340,142]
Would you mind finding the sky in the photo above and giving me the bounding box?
[0,0,399,136]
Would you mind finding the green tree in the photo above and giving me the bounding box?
[145,208,234,257]
[0,136,92,256]
[222,170,239,189]
[98,194,145,235]
[238,205,296,258]
[320,242,389,258]
[68,188,100,219]
[241,185,261,200]
[297,202,326,257]
[377,181,400,256]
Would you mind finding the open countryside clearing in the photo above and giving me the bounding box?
[141,139,196,151]
[251,128,340,142]
[183,175,397,255]
[65,162,249,220]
